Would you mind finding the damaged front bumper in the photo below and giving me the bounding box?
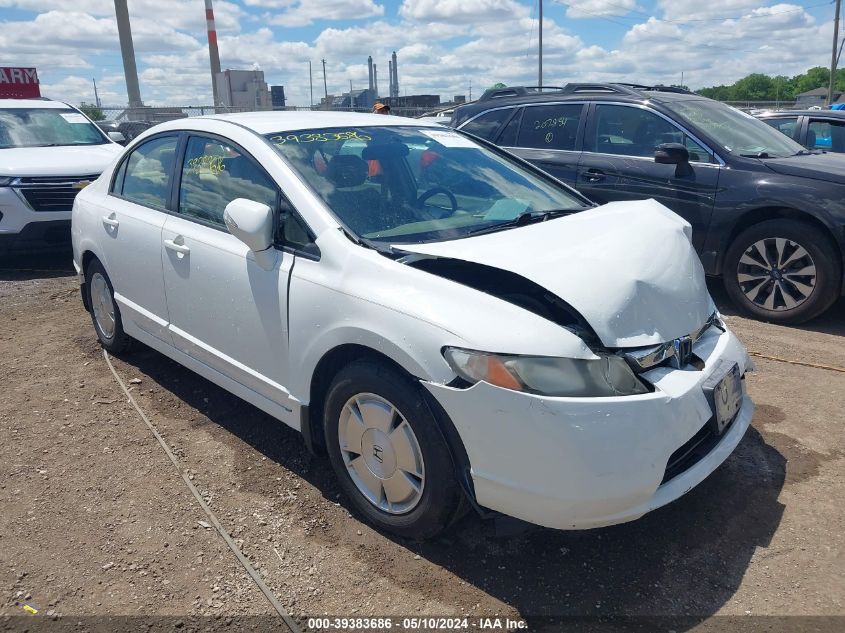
[423,326,754,530]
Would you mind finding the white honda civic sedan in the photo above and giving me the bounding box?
[72,112,754,539]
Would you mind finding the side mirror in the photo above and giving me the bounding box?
[655,143,693,177]
[107,131,126,144]
[223,198,276,269]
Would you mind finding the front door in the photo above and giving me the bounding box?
[161,133,297,418]
[576,103,721,251]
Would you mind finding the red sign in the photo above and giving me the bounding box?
[0,67,41,98]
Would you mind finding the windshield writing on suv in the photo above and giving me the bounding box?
[665,99,806,158]
[0,108,108,149]
[266,126,586,244]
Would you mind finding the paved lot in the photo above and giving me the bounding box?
[0,254,843,631]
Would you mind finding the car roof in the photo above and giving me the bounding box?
[0,98,71,109]
[758,110,845,118]
[155,111,445,135]
[450,83,708,125]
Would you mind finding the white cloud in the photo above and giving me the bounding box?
[267,0,384,27]
[563,0,638,19]
[399,0,525,24]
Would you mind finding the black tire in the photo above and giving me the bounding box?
[85,259,134,354]
[323,359,464,540]
[723,219,841,324]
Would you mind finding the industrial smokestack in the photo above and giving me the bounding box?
[205,0,222,107]
[113,0,143,108]
[373,63,378,98]
[391,50,398,99]
[367,56,374,92]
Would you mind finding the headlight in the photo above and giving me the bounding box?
[443,347,649,397]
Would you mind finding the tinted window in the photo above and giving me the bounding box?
[591,104,713,162]
[118,135,178,209]
[763,116,799,139]
[808,119,845,152]
[461,109,514,141]
[498,108,522,146]
[178,136,277,227]
[517,104,583,151]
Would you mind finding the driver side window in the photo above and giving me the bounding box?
[178,135,277,227]
[591,104,714,163]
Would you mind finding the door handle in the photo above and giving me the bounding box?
[102,213,119,229]
[583,169,606,183]
[164,238,190,255]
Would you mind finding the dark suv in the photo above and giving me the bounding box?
[450,83,845,324]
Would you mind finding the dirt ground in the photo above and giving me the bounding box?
[0,253,843,632]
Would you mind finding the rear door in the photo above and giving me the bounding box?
[576,102,721,250]
[99,133,179,342]
[503,102,586,186]
[161,133,297,416]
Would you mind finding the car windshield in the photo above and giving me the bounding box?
[266,126,587,244]
[665,99,807,158]
[0,108,108,149]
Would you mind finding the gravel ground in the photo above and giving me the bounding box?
[0,255,843,632]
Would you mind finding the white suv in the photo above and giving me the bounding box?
[0,99,123,253]
[72,112,754,539]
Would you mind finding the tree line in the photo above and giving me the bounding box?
[696,66,845,101]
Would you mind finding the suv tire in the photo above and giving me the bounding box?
[724,219,841,324]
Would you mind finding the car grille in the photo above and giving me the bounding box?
[660,417,735,485]
[15,175,99,212]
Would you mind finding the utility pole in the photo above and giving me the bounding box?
[93,78,101,108]
[309,60,313,108]
[469,79,472,101]
[538,0,543,88]
[113,0,143,109]
[830,0,841,105]
[321,58,328,106]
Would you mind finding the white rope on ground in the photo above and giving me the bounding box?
[103,349,301,633]
[748,350,845,374]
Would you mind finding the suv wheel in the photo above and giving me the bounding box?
[323,360,464,540]
[724,219,841,324]
[86,259,134,353]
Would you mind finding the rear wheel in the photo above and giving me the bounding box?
[323,360,464,540]
[86,259,133,353]
[724,219,841,324]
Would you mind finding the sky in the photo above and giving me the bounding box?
[0,0,840,108]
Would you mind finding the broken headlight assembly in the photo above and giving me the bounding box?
[443,347,649,397]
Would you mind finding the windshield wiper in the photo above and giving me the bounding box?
[739,151,785,159]
[465,209,577,237]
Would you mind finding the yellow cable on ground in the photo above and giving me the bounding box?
[103,350,301,633]
[748,351,845,374]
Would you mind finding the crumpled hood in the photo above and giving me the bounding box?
[394,199,715,348]
[764,152,845,185]
[0,144,122,177]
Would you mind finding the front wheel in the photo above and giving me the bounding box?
[723,219,841,324]
[323,360,464,540]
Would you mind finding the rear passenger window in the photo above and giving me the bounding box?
[516,104,583,151]
[115,135,178,209]
[178,136,277,227]
[461,109,514,141]
[808,119,845,152]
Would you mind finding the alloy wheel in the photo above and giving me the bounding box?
[737,237,817,312]
[337,393,425,514]
[90,272,116,339]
